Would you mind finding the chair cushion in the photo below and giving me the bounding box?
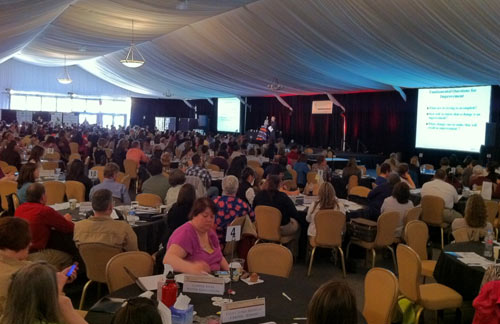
[419,283,462,310]
[421,260,436,278]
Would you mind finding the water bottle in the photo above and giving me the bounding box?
[484,229,494,258]
[127,210,137,226]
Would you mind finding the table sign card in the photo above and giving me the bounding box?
[221,298,266,323]
[183,275,225,295]
[89,169,98,179]
[226,225,241,242]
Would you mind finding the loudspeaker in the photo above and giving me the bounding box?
[485,122,497,147]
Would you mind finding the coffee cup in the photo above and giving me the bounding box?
[69,199,77,210]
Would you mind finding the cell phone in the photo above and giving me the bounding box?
[66,263,77,277]
[14,172,19,176]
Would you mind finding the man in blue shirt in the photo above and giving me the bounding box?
[89,162,131,204]
[375,163,392,186]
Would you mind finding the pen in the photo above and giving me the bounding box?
[282,292,292,301]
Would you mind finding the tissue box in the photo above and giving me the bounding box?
[170,304,193,324]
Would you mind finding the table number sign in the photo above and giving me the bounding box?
[221,298,266,323]
[89,169,98,179]
[226,225,241,242]
[183,275,225,295]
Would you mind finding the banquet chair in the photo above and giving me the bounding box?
[1,165,17,175]
[68,153,81,163]
[65,180,86,203]
[404,206,422,227]
[42,161,59,170]
[404,220,436,280]
[307,210,346,277]
[90,166,105,183]
[420,195,446,249]
[206,163,220,172]
[396,244,462,323]
[346,211,399,271]
[254,206,295,245]
[123,159,138,190]
[452,227,485,243]
[247,243,293,278]
[306,172,318,184]
[0,181,17,211]
[136,193,162,207]
[347,175,359,194]
[69,142,79,154]
[247,160,261,170]
[78,243,122,309]
[11,193,20,210]
[363,268,399,324]
[349,186,371,198]
[44,152,60,161]
[254,167,264,181]
[105,251,154,292]
[289,169,298,188]
[0,161,8,169]
[43,181,66,205]
[117,173,131,191]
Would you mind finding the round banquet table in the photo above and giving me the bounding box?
[63,208,167,254]
[433,242,487,300]
[85,274,367,324]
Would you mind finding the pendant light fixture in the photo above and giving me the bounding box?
[121,20,145,68]
[57,55,72,84]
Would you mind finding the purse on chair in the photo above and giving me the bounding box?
[348,218,377,242]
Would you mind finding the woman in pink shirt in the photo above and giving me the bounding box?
[126,141,149,165]
[164,198,229,274]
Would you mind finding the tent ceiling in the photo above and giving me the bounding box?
[2,0,500,99]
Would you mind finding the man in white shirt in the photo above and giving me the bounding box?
[421,169,462,224]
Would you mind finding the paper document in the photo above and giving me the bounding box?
[138,274,164,291]
[50,202,70,211]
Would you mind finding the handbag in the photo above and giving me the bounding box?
[348,218,377,242]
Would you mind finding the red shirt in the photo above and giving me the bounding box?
[473,280,500,324]
[15,202,74,251]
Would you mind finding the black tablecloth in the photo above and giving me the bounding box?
[433,242,486,300]
[65,208,166,254]
[85,274,367,324]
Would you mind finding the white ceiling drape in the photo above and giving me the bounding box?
[1,0,500,99]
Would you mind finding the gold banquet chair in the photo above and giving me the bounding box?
[254,206,295,245]
[404,220,436,280]
[349,186,371,198]
[69,142,79,154]
[346,211,399,271]
[363,268,399,324]
[420,195,446,249]
[105,251,154,293]
[90,166,105,183]
[65,180,86,203]
[136,193,162,207]
[247,160,261,170]
[247,243,293,278]
[397,244,462,323]
[0,181,17,211]
[206,163,220,172]
[41,161,59,170]
[307,210,346,278]
[404,206,422,227]
[78,243,122,309]
[43,181,66,205]
[347,175,359,194]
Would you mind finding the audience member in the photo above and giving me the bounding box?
[236,167,256,205]
[342,158,361,181]
[213,176,255,244]
[375,163,391,186]
[293,153,311,188]
[185,154,218,197]
[367,173,401,220]
[408,156,420,187]
[313,155,333,182]
[462,159,477,188]
[164,169,187,211]
[167,183,196,234]
[307,281,358,324]
[142,158,170,200]
[27,145,45,164]
[421,169,462,224]
[164,198,229,274]
[383,152,399,171]
[226,155,247,179]
[381,182,414,237]
[452,194,493,234]
[0,140,21,170]
[66,159,93,201]
[112,139,129,172]
[397,163,416,189]
[306,182,346,237]
[111,297,162,324]
[17,162,39,204]
[126,140,149,165]
[89,162,131,204]
[469,164,486,188]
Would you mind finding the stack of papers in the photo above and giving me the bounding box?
[339,199,364,211]
[50,202,70,211]
[452,252,494,269]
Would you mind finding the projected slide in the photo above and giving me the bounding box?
[415,86,491,152]
[217,97,241,133]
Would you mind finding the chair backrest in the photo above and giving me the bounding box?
[307,172,318,184]
[247,243,293,278]
[12,193,20,210]
[136,193,162,207]
[0,181,17,210]
[123,159,138,179]
[223,216,247,256]
[422,164,434,170]
[254,205,282,242]
[349,186,371,198]
[363,268,399,324]
[69,142,79,154]
[91,166,105,183]
[1,165,18,175]
[374,211,400,247]
[420,195,445,226]
[396,244,421,303]
[105,251,154,292]
[404,220,429,260]
[185,176,207,198]
[452,227,486,243]
[254,167,264,180]
[376,164,381,176]
[404,206,422,226]
[0,161,8,169]
[247,160,261,170]
[117,173,131,190]
[304,148,314,155]
[44,152,60,161]
[206,164,220,172]
[484,200,498,225]
[314,210,345,247]
[289,169,298,187]
[282,179,297,191]
[41,161,58,170]
[79,243,122,283]
[43,181,66,205]
[347,175,359,194]
[65,180,86,202]
[68,153,81,163]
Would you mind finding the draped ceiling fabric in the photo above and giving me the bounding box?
[1,0,500,99]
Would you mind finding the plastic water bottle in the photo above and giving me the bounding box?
[127,210,137,226]
[484,229,494,258]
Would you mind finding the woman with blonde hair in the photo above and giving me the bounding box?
[0,262,87,324]
[452,194,493,233]
[306,182,346,237]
